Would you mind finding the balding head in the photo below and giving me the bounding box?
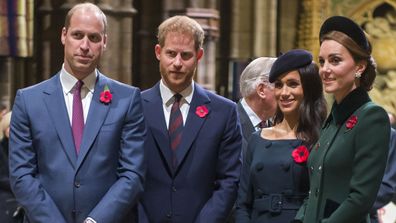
[64,3,107,34]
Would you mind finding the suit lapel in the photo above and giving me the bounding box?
[76,73,111,168]
[43,74,77,167]
[174,84,210,171]
[144,84,174,173]
[237,101,255,140]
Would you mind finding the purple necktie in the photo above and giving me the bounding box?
[72,80,84,154]
[169,94,183,166]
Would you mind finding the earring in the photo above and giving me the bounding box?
[355,72,361,78]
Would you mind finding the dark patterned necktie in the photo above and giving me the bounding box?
[257,120,268,129]
[72,80,84,154]
[169,94,183,166]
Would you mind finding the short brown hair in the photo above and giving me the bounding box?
[157,15,204,51]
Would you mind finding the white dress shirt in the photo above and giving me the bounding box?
[159,79,194,129]
[240,98,263,131]
[59,64,97,125]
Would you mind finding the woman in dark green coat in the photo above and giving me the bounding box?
[295,16,390,223]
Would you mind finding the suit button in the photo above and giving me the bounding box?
[166,212,172,218]
[172,186,177,192]
[74,181,81,188]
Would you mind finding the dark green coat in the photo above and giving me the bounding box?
[296,88,390,223]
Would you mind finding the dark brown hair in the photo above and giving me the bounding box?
[273,62,327,145]
[320,31,376,91]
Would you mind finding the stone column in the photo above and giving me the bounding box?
[230,0,253,59]
[0,58,12,108]
[37,0,53,81]
[254,0,277,57]
[96,0,137,84]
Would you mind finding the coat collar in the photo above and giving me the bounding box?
[327,87,371,126]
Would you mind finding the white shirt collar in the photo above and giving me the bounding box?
[60,64,97,94]
[159,79,194,106]
[241,98,262,127]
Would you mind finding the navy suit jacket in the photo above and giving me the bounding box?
[236,101,255,160]
[139,82,242,223]
[9,72,146,223]
[370,127,396,222]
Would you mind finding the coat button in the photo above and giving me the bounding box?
[172,186,177,192]
[315,188,319,197]
[166,212,172,218]
[310,166,314,173]
[74,181,80,188]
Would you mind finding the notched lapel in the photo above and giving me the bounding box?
[43,74,77,167]
[76,74,111,168]
[144,86,173,173]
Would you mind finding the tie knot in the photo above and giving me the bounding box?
[75,80,84,92]
[257,120,267,129]
[174,93,182,102]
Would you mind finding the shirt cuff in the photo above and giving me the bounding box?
[84,217,97,223]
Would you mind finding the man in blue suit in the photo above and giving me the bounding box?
[370,127,396,223]
[9,3,146,223]
[138,16,242,223]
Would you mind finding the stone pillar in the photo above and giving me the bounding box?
[230,0,253,59]
[97,0,137,84]
[0,58,12,108]
[169,8,220,91]
[254,0,277,57]
[37,0,53,81]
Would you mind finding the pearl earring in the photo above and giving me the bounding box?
[355,72,361,78]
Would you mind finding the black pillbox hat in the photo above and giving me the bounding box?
[269,49,312,83]
[319,16,369,51]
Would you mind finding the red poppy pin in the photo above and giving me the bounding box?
[292,145,309,164]
[345,115,357,130]
[100,85,112,104]
[195,105,208,118]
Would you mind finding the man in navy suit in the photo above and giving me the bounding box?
[138,15,242,223]
[237,57,277,158]
[370,127,396,223]
[9,3,146,223]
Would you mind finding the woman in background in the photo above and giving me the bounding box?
[235,49,327,223]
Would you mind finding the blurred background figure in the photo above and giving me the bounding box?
[371,113,396,223]
[237,57,277,158]
[0,102,8,139]
[0,111,22,223]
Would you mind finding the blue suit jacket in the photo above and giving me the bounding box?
[139,82,242,223]
[9,72,146,223]
[370,128,396,221]
[236,101,255,160]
